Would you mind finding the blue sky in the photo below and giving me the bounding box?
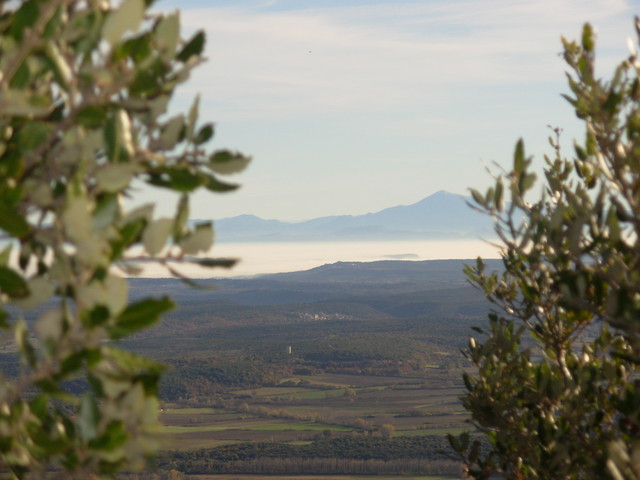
[151,0,634,221]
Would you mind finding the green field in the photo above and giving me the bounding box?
[163,422,353,434]
[159,371,469,452]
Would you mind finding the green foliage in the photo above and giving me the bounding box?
[0,0,248,478]
[160,357,282,402]
[453,21,640,480]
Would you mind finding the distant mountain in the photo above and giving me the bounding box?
[213,190,493,242]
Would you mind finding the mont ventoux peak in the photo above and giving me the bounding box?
[212,190,494,243]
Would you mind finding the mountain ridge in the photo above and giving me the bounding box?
[212,190,492,242]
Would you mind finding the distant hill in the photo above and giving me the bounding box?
[128,258,503,309]
[212,190,492,242]
[122,258,499,354]
[265,258,491,285]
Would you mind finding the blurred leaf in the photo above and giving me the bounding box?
[158,115,185,150]
[29,394,48,418]
[111,219,145,259]
[148,168,203,192]
[519,173,537,193]
[110,297,174,338]
[142,217,173,255]
[15,317,36,366]
[119,32,152,62]
[195,123,214,145]
[96,164,136,193]
[0,90,51,117]
[102,0,145,45]
[582,23,594,52]
[9,0,39,39]
[81,305,109,328]
[62,195,92,242]
[45,40,72,87]
[448,433,461,453]
[75,105,106,128]
[14,277,55,310]
[104,347,166,378]
[129,58,165,97]
[116,109,135,159]
[204,175,238,192]
[186,94,200,141]
[90,421,128,451]
[494,180,504,212]
[192,257,237,269]
[93,194,120,231]
[177,30,205,62]
[57,350,89,379]
[0,267,29,298]
[173,194,189,241]
[209,150,251,175]
[514,139,526,173]
[469,189,484,207]
[0,245,12,266]
[0,201,29,237]
[155,12,180,55]
[104,275,128,317]
[10,62,31,89]
[180,223,213,255]
[19,122,51,152]
[78,394,99,441]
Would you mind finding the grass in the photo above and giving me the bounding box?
[399,426,472,436]
[247,423,352,431]
[290,389,348,399]
[233,386,326,397]
[163,408,219,414]
[163,422,353,434]
[307,373,419,387]
[163,425,230,434]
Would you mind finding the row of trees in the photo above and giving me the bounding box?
[158,434,454,473]
[162,456,457,476]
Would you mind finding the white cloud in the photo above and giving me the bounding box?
[177,0,633,121]
[161,0,637,221]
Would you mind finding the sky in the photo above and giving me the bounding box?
[150,0,635,222]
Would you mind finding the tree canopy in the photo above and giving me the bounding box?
[453,21,640,480]
[0,0,249,478]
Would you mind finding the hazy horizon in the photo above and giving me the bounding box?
[130,239,500,278]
